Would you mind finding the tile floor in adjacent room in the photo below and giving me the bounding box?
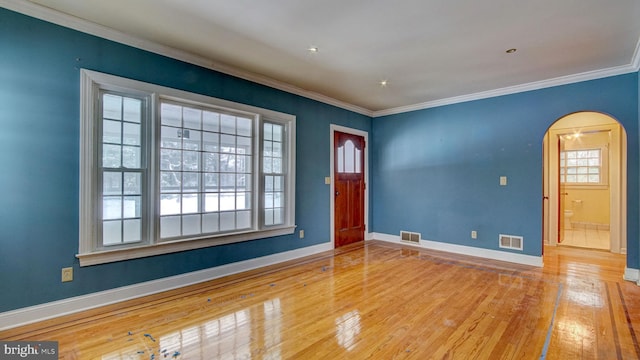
[560,226,610,250]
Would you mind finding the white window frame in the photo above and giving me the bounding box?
[79,69,296,266]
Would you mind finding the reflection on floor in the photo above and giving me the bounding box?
[561,226,610,250]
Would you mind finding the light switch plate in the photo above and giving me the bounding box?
[500,176,507,186]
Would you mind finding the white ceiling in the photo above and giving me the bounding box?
[14,0,640,114]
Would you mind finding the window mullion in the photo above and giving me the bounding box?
[146,93,159,246]
[256,115,263,230]
[199,110,205,232]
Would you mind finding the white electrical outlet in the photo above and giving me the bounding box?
[61,267,73,282]
[471,231,477,239]
[299,230,305,239]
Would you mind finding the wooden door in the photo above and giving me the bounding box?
[334,131,365,247]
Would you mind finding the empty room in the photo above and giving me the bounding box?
[2,1,640,359]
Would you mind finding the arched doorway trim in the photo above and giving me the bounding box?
[543,111,627,255]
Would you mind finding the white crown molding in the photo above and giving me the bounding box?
[0,0,373,117]
[2,1,639,119]
[632,36,640,72]
[0,241,334,331]
[370,232,543,267]
[373,63,638,117]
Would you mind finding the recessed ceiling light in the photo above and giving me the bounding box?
[379,80,388,87]
[308,46,319,53]
[506,48,517,54]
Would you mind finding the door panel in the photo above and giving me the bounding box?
[334,131,365,247]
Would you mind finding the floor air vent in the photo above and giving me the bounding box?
[400,231,421,243]
[499,234,523,251]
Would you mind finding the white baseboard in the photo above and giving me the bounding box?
[624,267,640,283]
[0,242,333,331]
[370,232,543,267]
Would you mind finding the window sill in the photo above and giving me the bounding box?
[77,226,296,266]
[563,184,609,190]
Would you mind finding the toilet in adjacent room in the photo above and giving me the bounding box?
[564,210,574,230]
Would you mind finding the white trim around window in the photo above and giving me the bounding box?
[78,69,296,266]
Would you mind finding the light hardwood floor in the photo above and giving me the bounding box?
[1,241,639,359]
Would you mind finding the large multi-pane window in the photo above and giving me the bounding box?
[100,93,145,246]
[159,102,254,238]
[79,70,295,266]
[263,122,285,226]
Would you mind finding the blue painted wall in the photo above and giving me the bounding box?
[1,7,639,314]
[372,74,639,266]
[0,8,370,312]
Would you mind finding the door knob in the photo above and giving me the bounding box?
[335,191,340,196]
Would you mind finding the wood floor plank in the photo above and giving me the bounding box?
[1,241,638,359]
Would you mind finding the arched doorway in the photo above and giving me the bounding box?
[543,112,627,255]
